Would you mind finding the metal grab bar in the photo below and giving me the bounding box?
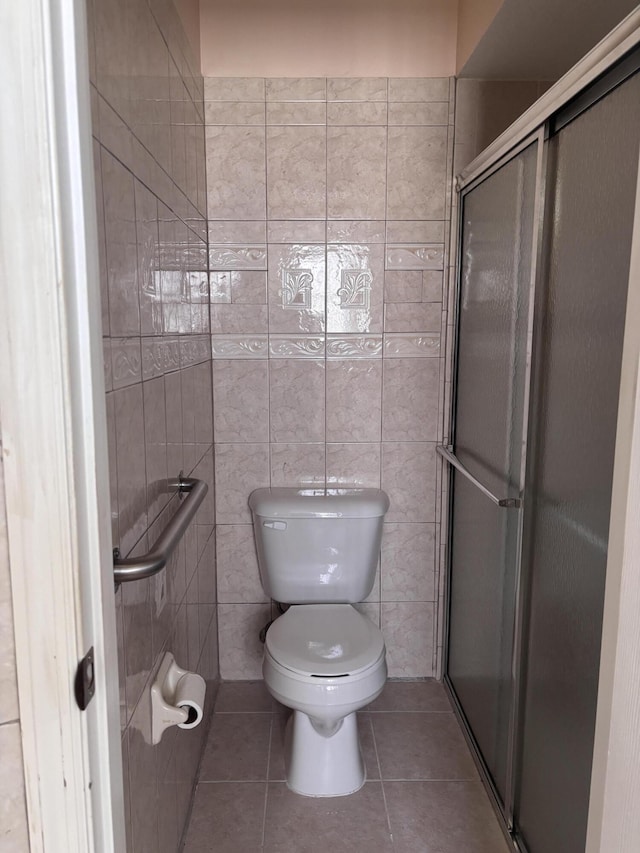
[436,445,521,509]
[113,476,208,586]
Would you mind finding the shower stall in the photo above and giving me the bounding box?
[442,48,640,853]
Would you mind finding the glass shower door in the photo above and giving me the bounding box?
[446,141,539,807]
[514,70,640,853]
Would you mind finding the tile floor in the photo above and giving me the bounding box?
[182,680,511,853]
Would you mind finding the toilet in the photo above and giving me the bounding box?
[249,487,390,797]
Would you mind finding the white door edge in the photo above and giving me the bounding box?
[0,0,125,850]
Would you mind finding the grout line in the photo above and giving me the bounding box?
[261,716,273,848]
[370,711,394,844]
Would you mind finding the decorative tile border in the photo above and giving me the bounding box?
[209,245,268,270]
[103,338,112,391]
[211,335,269,359]
[141,338,164,380]
[386,244,444,270]
[180,336,211,367]
[269,336,325,358]
[111,338,142,388]
[141,336,196,378]
[383,333,441,357]
[326,335,383,358]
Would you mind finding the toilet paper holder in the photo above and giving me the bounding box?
[150,652,206,745]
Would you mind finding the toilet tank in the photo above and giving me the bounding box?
[249,488,390,604]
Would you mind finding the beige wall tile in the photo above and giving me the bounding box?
[382,357,440,441]
[266,126,326,219]
[114,383,147,556]
[381,523,436,601]
[267,102,326,125]
[327,220,386,243]
[387,126,448,220]
[388,101,449,126]
[327,102,387,126]
[205,100,265,125]
[270,443,326,487]
[269,359,325,443]
[216,525,267,603]
[208,220,267,244]
[205,77,265,101]
[218,603,272,679]
[326,360,382,442]
[215,443,270,524]
[102,150,140,336]
[267,220,326,243]
[385,302,442,332]
[382,601,435,677]
[206,125,266,220]
[0,723,30,851]
[327,126,387,220]
[326,443,382,488]
[212,359,270,443]
[382,442,437,522]
[266,77,326,101]
[327,78,387,102]
[0,457,18,725]
[388,77,449,102]
[384,270,424,303]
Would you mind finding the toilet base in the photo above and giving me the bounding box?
[285,709,365,797]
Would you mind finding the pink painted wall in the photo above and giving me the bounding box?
[199,0,457,77]
[456,0,505,73]
[175,0,201,66]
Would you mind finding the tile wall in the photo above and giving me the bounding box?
[204,76,456,679]
[87,0,218,850]
[0,445,31,851]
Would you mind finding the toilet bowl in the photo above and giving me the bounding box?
[249,487,390,797]
[263,604,387,797]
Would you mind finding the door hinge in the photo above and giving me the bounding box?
[74,646,95,711]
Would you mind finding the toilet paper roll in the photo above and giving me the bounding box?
[173,672,206,730]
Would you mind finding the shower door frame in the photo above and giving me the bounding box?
[442,10,640,852]
[443,124,547,843]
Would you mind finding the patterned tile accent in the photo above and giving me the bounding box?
[269,336,325,358]
[180,336,211,367]
[211,335,269,359]
[281,269,314,309]
[326,335,383,358]
[111,338,142,389]
[209,246,268,270]
[338,270,372,310]
[386,245,445,270]
[141,338,182,378]
[384,333,441,357]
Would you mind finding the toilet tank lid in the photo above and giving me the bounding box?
[248,488,390,519]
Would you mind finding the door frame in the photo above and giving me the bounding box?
[0,0,125,849]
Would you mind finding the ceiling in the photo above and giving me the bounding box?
[459,0,639,80]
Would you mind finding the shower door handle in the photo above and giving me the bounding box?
[436,445,521,508]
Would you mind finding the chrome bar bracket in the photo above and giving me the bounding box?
[113,476,208,588]
[436,445,522,509]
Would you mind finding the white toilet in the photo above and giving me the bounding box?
[249,487,390,798]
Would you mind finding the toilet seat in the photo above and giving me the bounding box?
[265,604,385,678]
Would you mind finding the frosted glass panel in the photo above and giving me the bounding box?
[448,142,537,803]
[515,73,640,853]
